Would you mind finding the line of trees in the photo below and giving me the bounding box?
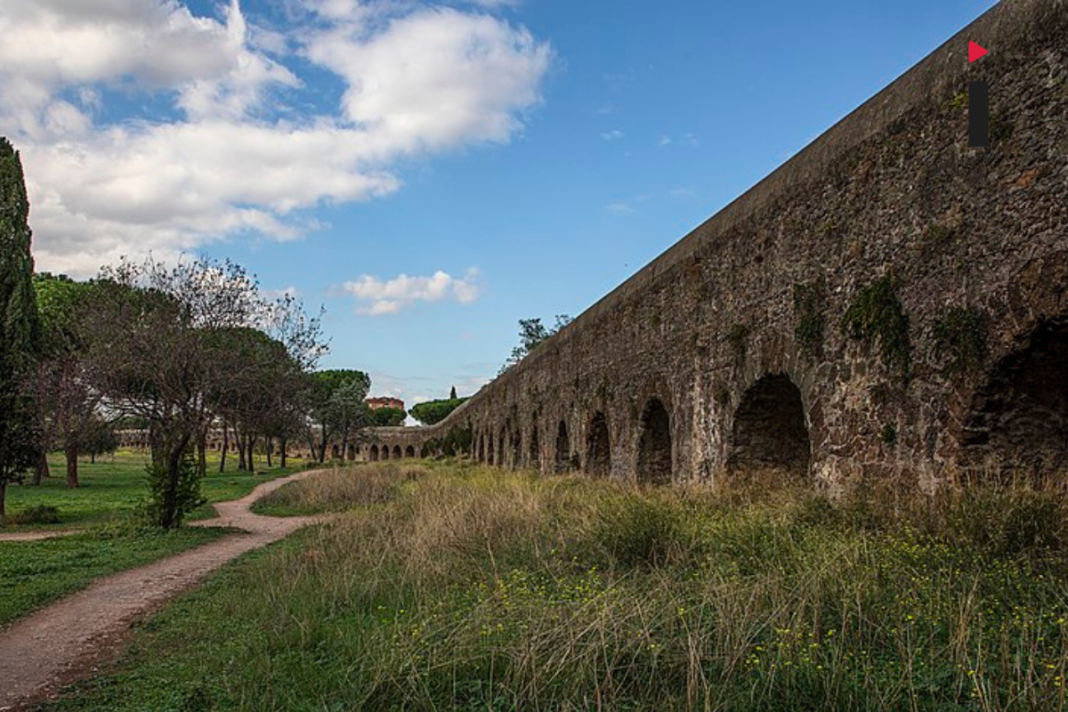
[410,386,469,426]
[0,137,396,528]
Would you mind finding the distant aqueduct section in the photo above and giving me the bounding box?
[374,0,1068,487]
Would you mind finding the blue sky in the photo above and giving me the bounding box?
[1,0,997,410]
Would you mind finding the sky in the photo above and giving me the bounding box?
[0,0,999,413]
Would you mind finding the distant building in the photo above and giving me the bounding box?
[366,396,405,412]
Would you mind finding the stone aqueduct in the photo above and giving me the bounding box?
[115,0,1065,485]
[368,0,1068,488]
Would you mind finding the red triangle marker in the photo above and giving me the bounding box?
[969,41,989,63]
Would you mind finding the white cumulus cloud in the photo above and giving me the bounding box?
[342,268,482,315]
[0,0,552,276]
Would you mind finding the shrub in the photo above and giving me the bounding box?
[8,504,60,525]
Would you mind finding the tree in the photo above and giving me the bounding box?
[499,315,572,374]
[369,406,406,428]
[0,138,43,525]
[79,257,324,528]
[450,386,457,400]
[306,369,371,463]
[32,273,101,487]
[410,397,468,426]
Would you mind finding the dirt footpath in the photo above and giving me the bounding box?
[0,469,327,711]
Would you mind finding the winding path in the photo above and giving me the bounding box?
[0,469,327,711]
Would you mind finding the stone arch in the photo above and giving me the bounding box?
[331,444,340,460]
[369,444,379,461]
[637,398,673,485]
[511,430,521,469]
[381,445,390,460]
[728,373,810,477]
[346,444,356,461]
[586,412,611,477]
[392,445,403,459]
[498,426,508,468]
[962,319,1068,475]
[487,435,495,465]
[555,420,572,473]
[405,445,416,458]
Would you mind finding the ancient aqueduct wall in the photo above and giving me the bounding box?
[372,0,1068,488]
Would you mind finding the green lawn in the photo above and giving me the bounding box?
[34,462,1068,711]
[0,527,228,628]
[0,449,317,629]
[3,449,313,531]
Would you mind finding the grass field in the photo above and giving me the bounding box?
[35,461,1068,711]
[2,449,312,530]
[0,448,316,629]
[0,527,227,628]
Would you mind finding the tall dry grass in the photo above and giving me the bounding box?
[229,463,1068,710]
[55,462,1068,711]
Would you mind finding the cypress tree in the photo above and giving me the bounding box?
[0,137,43,524]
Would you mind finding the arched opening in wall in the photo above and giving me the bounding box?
[963,321,1068,476]
[331,445,340,460]
[555,421,572,473]
[512,431,521,469]
[498,428,509,468]
[586,412,611,477]
[347,444,356,461]
[529,425,540,470]
[392,445,403,459]
[637,398,673,485]
[369,445,379,461]
[728,374,810,479]
[405,445,416,458]
[381,445,390,460]
[487,435,495,465]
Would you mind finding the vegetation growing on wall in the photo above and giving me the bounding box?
[792,279,826,357]
[933,306,988,378]
[841,274,912,379]
[421,426,474,458]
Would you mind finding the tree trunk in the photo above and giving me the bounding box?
[0,481,6,526]
[247,436,256,473]
[90,452,96,464]
[318,425,328,463]
[219,425,229,473]
[65,443,79,488]
[266,439,273,468]
[32,450,49,485]
[280,436,287,469]
[237,431,246,471]
[162,435,192,529]
[197,429,207,478]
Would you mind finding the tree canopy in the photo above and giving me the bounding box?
[410,397,468,426]
[0,138,42,524]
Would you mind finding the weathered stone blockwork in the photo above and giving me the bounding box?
[376,0,1068,488]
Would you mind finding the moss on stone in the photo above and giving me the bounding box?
[841,273,912,379]
[933,306,988,378]
[793,279,826,357]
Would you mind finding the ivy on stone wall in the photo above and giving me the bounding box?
[793,279,826,357]
[933,306,988,378]
[841,273,912,379]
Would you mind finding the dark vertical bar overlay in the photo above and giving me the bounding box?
[969,80,989,148]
